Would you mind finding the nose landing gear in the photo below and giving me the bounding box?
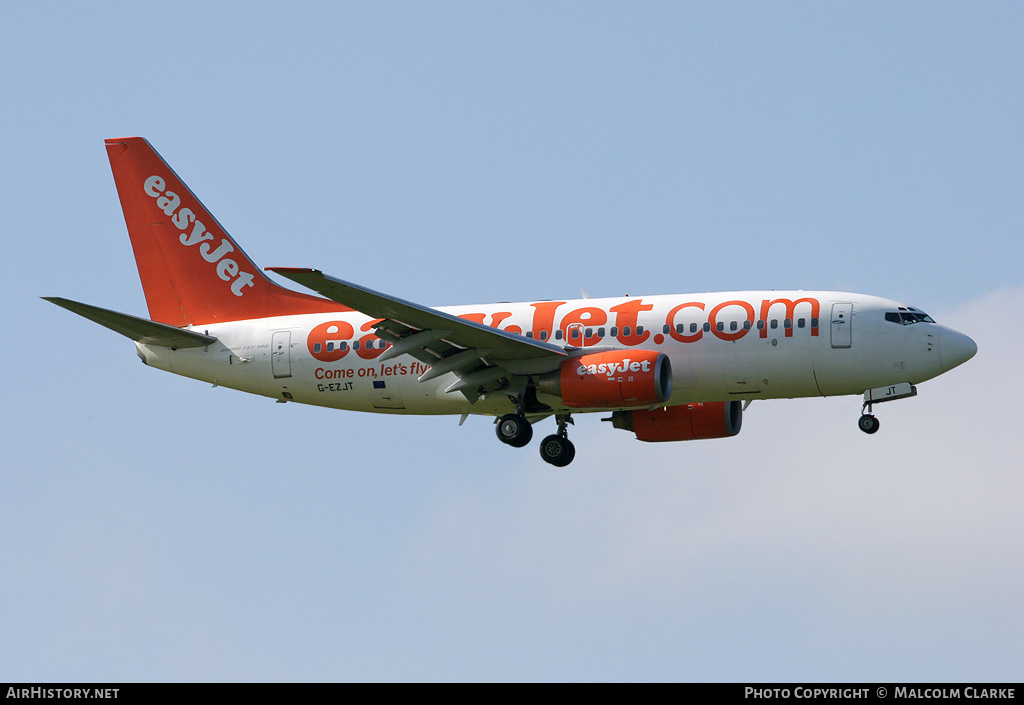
[858,411,880,434]
[858,382,917,434]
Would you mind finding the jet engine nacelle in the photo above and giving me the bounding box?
[607,401,743,442]
[538,350,672,408]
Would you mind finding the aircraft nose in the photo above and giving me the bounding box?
[941,327,978,371]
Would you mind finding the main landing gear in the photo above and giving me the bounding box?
[495,412,576,466]
[539,415,575,467]
[495,413,533,447]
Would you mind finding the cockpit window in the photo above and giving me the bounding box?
[885,309,935,326]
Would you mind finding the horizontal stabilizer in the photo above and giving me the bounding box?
[43,297,217,348]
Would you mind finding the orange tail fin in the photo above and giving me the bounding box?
[105,137,348,326]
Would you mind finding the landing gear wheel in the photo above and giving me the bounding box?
[496,413,533,447]
[539,434,576,467]
[858,414,880,434]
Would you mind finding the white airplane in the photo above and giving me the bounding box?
[46,138,978,466]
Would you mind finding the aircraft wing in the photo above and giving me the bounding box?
[267,267,568,400]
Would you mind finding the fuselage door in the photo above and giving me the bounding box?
[830,303,853,349]
[271,330,293,378]
[370,380,406,409]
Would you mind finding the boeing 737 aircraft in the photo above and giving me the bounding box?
[46,138,978,466]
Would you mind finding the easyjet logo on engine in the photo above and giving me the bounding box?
[577,359,651,379]
[143,175,256,296]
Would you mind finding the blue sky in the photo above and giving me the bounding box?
[2,2,1021,681]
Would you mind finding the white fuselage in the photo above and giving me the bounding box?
[135,290,975,417]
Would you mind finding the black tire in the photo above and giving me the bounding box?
[561,439,576,466]
[496,413,533,447]
[858,414,880,434]
[539,434,575,466]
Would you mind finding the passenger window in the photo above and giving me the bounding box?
[676,324,685,334]
[663,324,670,334]
[757,320,765,330]
[539,331,548,341]
[691,323,698,333]
[636,326,644,335]
[730,321,738,331]
[315,343,323,353]
[623,326,631,336]
[784,319,792,329]
[703,322,711,333]
[555,330,563,340]
[743,320,751,330]
[797,318,805,328]
[770,320,778,329]
[353,341,360,350]
[610,327,618,337]
[598,327,605,337]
